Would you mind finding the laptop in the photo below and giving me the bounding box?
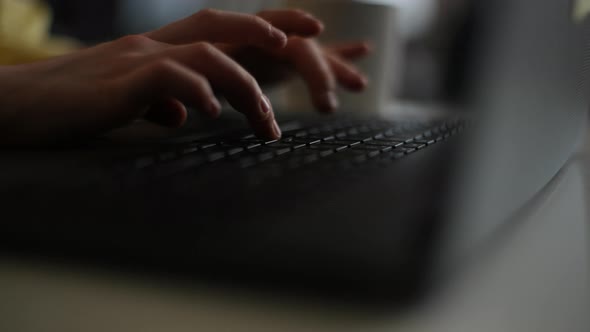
[1,0,587,303]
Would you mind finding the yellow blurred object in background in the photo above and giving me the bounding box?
[0,0,80,64]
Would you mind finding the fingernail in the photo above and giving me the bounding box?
[356,76,369,90]
[209,99,222,118]
[270,28,287,46]
[315,21,325,33]
[260,94,272,114]
[320,91,339,112]
[272,119,282,138]
[361,76,369,86]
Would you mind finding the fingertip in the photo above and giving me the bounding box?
[300,18,324,37]
[315,91,339,113]
[361,42,374,53]
[249,94,281,139]
[251,119,281,140]
[350,75,369,92]
[314,20,325,34]
[166,106,189,128]
[269,27,288,48]
[145,99,189,128]
[272,119,282,139]
[360,75,369,87]
[208,98,223,119]
[175,108,189,127]
[302,13,324,33]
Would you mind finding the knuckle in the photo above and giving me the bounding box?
[117,34,152,49]
[290,8,308,16]
[193,42,218,56]
[256,10,270,17]
[251,16,270,30]
[288,36,310,48]
[190,71,207,83]
[194,8,219,21]
[191,73,210,90]
[149,58,176,75]
[326,75,337,89]
[286,37,316,54]
[242,73,260,91]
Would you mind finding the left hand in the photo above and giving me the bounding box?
[146,9,371,113]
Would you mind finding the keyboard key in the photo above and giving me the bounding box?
[245,143,262,150]
[303,154,320,164]
[380,146,393,153]
[319,150,335,157]
[366,141,398,147]
[335,131,348,139]
[321,140,356,147]
[292,143,307,150]
[275,147,292,156]
[181,146,199,155]
[158,151,177,162]
[239,156,257,168]
[226,147,245,156]
[348,141,362,148]
[414,139,436,145]
[387,137,414,144]
[403,147,416,154]
[258,152,274,162]
[135,156,156,169]
[404,143,427,150]
[199,143,218,150]
[391,152,406,159]
[367,150,381,158]
[382,140,406,148]
[348,148,370,156]
[350,144,382,151]
[353,154,368,164]
[265,142,294,149]
[295,131,309,138]
[207,151,226,162]
[305,139,322,146]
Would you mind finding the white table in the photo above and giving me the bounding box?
[1,136,588,332]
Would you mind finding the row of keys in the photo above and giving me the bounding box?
[130,118,466,177]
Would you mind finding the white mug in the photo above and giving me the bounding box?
[278,0,401,114]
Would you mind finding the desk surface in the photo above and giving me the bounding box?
[1,133,589,332]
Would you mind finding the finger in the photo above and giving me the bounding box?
[326,53,368,92]
[145,9,287,49]
[326,42,373,60]
[257,9,324,37]
[123,59,222,127]
[158,43,281,139]
[144,98,189,128]
[282,37,338,113]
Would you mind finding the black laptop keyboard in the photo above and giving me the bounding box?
[125,117,466,180]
